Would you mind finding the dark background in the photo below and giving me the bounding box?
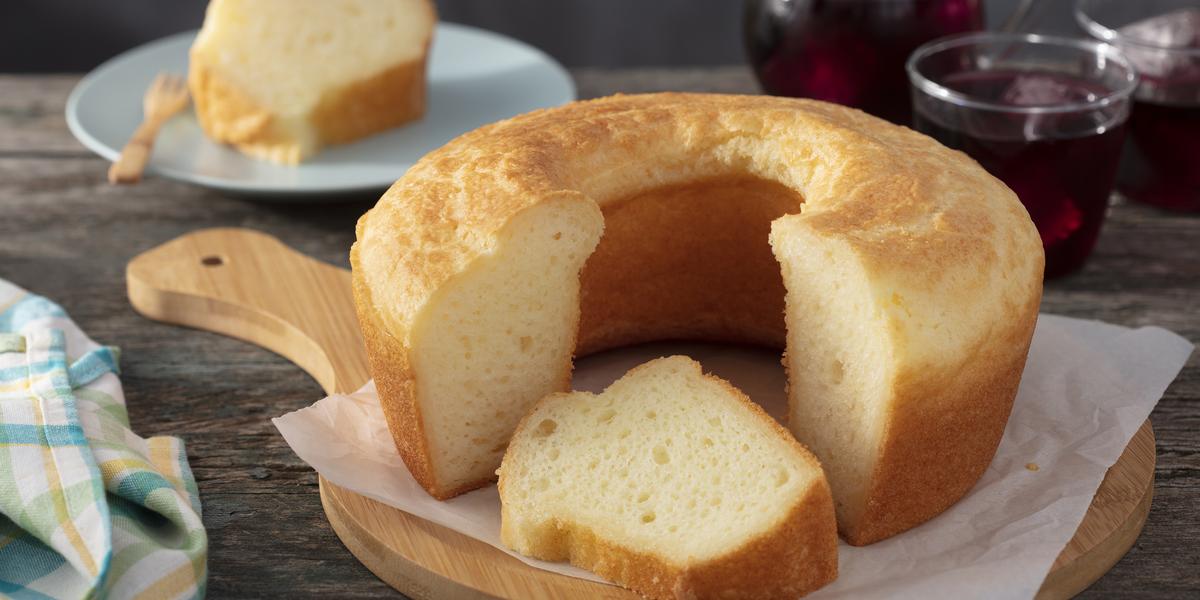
[2,0,1079,72]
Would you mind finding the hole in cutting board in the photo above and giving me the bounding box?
[201,255,224,267]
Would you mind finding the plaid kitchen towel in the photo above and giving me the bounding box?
[0,279,206,599]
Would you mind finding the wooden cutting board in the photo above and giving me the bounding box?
[126,228,1156,600]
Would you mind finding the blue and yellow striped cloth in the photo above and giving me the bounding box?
[0,279,206,599]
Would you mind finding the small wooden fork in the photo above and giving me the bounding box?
[108,73,190,184]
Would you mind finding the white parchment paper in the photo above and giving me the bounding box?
[273,314,1193,598]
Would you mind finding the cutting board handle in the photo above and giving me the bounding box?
[126,227,369,395]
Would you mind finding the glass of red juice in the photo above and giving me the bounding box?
[1077,0,1200,212]
[907,34,1138,278]
[743,0,983,125]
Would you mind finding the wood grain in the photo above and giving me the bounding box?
[1039,422,1156,600]
[0,71,1195,598]
[126,228,370,395]
[127,227,1157,600]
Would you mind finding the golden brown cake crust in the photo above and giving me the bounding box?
[497,361,839,599]
[499,483,837,600]
[845,294,1040,545]
[352,241,434,498]
[188,60,295,162]
[353,93,1044,537]
[311,57,428,146]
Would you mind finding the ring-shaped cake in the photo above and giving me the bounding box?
[352,93,1043,545]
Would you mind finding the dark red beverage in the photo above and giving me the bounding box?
[1121,99,1200,211]
[1078,3,1200,211]
[744,0,982,125]
[913,71,1129,278]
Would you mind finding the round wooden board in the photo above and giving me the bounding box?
[124,229,1158,600]
[321,421,1155,600]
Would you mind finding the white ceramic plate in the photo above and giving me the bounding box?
[66,24,575,199]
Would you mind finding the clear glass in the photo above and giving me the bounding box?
[1077,0,1200,212]
[907,33,1137,278]
[743,0,984,125]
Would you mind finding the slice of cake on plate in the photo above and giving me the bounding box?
[189,0,435,164]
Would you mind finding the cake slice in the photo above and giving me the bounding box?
[498,356,838,600]
[189,0,435,164]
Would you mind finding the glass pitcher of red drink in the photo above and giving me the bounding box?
[743,0,984,124]
[1077,0,1200,212]
[908,34,1138,278]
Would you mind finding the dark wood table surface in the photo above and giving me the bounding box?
[1,69,1196,599]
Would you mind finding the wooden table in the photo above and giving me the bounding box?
[1,69,1196,599]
